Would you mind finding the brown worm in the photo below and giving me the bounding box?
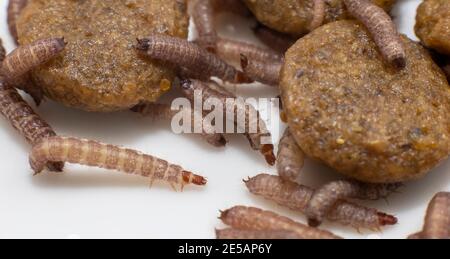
[419,192,450,239]
[0,38,66,82]
[343,0,406,69]
[305,179,402,227]
[219,206,342,239]
[180,79,276,165]
[131,103,227,147]
[245,174,398,230]
[191,0,251,52]
[0,79,63,172]
[309,0,326,31]
[30,136,207,190]
[0,39,6,62]
[442,65,450,82]
[9,74,44,106]
[276,128,304,182]
[240,54,282,86]
[7,0,28,43]
[136,34,252,84]
[192,0,218,52]
[216,38,282,65]
[253,25,296,54]
[216,228,300,239]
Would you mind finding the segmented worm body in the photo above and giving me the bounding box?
[276,128,304,182]
[0,79,63,172]
[132,103,227,147]
[181,79,275,165]
[0,38,66,82]
[344,0,406,69]
[0,39,5,62]
[30,136,207,189]
[219,206,342,239]
[192,0,251,52]
[216,228,300,239]
[0,38,63,171]
[240,54,282,86]
[193,0,218,52]
[216,38,282,65]
[245,174,398,230]
[442,65,450,81]
[309,0,326,31]
[253,25,296,54]
[7,0,28,43]
[136,35,252,84]
[305,179,402,227]
[415,192,450,239]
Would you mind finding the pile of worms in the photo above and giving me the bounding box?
[1,0,448,239]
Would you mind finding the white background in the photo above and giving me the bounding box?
[0,0,448,239]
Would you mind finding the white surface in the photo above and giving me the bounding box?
[0,0,448,239]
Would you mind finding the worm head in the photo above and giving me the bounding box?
[136,38,151,51]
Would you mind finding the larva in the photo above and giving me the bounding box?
[343,0,406,68]
[276,128,305,182]
[30,136,207,190]
[216,38,282,65]
[240,54,281,86]
[219,206,342,239]
[7,0,28,43]
[305,179,402,227]
[0,38,66,82]
[136,34,252,84]
[245,174,398,230]
[180,79,276,165]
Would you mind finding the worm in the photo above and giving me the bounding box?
[30,136,207,190]
[276,128,304,182]
[9,75,43,106]
[131,103,227,147]
[136,35,252,84]
[442,65,450,82]
[180,79,276,165]
[216,228,300,239]
[0,79,63,172]
[219,206,342,239]
[240,54,282,86]
[419,192,450,239]
[7,0,28,43]
[0,39,5,62]
[309,0,326,31]
[0,38,66,83]
[191,0,251,52]
[252,25,296,54]
[245,174,398,230]
[305,179,402,227]
[343,0,406,69]
[192,0,218,52]
[216,38,282,65]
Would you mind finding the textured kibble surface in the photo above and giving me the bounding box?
[280,21,450,183]
[416,0,450,55]
[243,0,396,37]
[17,0,189,112]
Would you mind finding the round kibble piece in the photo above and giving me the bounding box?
[243,0,396,37]
[416,0,450,55]
[17,0,189,112]
[280,21,450,183]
